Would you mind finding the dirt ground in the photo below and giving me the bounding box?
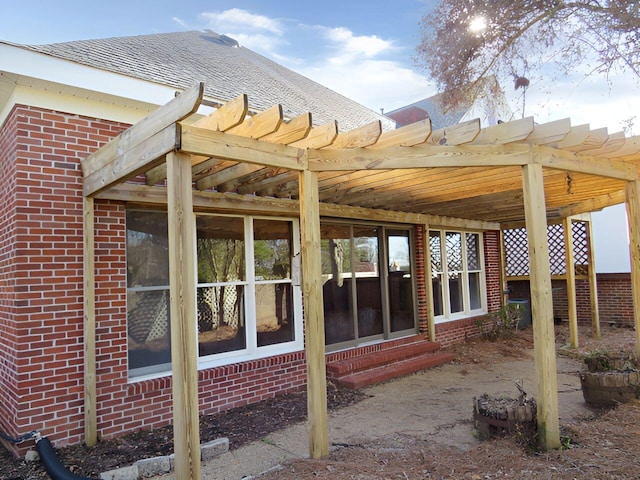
[1,323,638,480]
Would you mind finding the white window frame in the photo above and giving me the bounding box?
[127,211,304,381]
[431,229,487,324]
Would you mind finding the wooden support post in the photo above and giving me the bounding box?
[499,229,509,308]
[562,217,578,348]
[625,181,640,356]
[298,169,329,458]
[83,197,97,447]
[166,151,201,479]
[423,222,436,341]
[521,163,560,450]
[586,218,601,339]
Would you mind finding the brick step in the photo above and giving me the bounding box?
[326,340,442,378]
[336,352,456,389]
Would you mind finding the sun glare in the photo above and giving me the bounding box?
[469,16,487,33]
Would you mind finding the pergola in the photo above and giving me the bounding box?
[81,82,640,479]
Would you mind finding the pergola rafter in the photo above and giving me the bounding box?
[81,82,640,478]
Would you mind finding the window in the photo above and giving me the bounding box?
[429,230,486,322]
[126,210,302,379]
[321,222,416,349]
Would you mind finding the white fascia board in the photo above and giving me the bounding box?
[0,43,178,106]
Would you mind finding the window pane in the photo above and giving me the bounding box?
[466,233,480,270]
[446,232,462,271]
[256,283,294,346]
[388,230,415,332]
[449,272,463,313]
[468,272,482,310]
[321,224,354,345]
[354,226,383,338]
[126,211,169,287]
[429,231,442,272]
[197,216,245,283]
[127,289,171,375]
[254,219,292,280]
[432,273,444,316]
[198,285,246,355]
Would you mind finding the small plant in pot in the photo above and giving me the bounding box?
[580,349,640,407]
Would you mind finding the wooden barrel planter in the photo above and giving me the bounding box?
[473,392,536,440]
[580,370,640,407]
[580,353,640,407]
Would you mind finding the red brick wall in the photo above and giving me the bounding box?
[414,225,428,333]
[0,105,309,455]
[508,273,634,327]
[0,107,20,450]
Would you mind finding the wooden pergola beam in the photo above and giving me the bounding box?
[82,83,204,196]
[307,143,532,171]
[534,145,637,181]
[180,124,307,170]
[522,162,560,450]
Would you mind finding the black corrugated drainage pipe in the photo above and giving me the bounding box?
[35,434,96,480]
[0,429,95,480]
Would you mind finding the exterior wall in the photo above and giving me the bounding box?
[0,106,307,455]
[508,273,634,327]
[0,106,20,451]
[0,104,508,455]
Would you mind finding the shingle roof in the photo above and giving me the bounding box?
[16,30,394,131]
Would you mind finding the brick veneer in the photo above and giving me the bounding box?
[509,273,635,327]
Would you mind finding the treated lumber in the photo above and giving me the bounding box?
[180,124,306,170]
[369,118,432,148]
[227,104,283,138]
[554,124,591,149]
[563,217,579,348]
[81,82,203,178]
[307,143,531,172]
[290,121,338,149]
[427,118,480,145]
[563,127,608,152]
[83,197,97,447]
[469,116,534,145]
[261,112,313,144]
[166,151,201,479]
[192,93,248,131]
[322,121,382,149]
[197,162,258,191]
[522,163,561,450]
[84,124,178,197]
[526,118,572,145]
[625,180,640,356]
[584,131,626,156]
[586,218,601,339]
[604,135,640,158]
[533,145,637,181]
[299,169,329,458]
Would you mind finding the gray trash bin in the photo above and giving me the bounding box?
[508,299,531,329]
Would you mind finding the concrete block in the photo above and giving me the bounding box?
[136,455,171,477]
[200,437,229,461]
[99,464,139,480]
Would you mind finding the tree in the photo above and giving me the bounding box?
[416,1,640,113]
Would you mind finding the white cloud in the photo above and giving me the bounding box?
[200,8,283,35]
[318,26,393,59]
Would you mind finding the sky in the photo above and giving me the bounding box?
[1,0,638,134]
